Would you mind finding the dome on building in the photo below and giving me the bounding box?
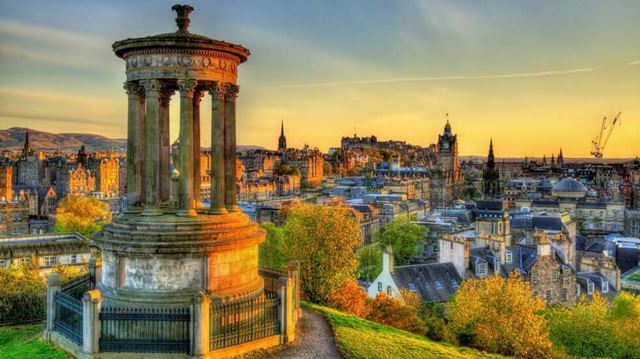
[552,177,587,199]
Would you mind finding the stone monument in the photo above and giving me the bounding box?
[96,3,264,306]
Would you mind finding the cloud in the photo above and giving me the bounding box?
[629,60,640,66]
[0,20,114,70]
[412,0,491,39]
[257,68,595,90]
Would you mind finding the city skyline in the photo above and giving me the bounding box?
[1,0,639,157]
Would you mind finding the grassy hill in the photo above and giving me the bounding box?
[0,324,68,359]
[305,302,509,359]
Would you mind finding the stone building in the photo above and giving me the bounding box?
[0,200,29,236]
[15,130,43,187]
[0,163,12,202]
[482,139,500,198]
[68,163,96,196]
[625,209,640,238]
[96,153,120,196]
[430,120,462,208]
[0,233,90,273]
[281,146,324,188]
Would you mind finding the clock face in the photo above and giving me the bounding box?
[442,143,449,150]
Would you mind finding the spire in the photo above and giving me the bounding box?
[23,128,32,156]
[444,114,452,135]
[487,138,495,169]
[277,119,287,151]
[558,148,564,165]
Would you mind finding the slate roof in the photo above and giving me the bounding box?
[391,262,461,302]
[576,272,618,301]
[476,200,504,211]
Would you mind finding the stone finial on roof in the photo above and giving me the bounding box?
[172,4,194,33]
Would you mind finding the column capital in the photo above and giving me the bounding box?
[177,79,197,96]
[140,79,161,97]
[207,81,225,101]
[193,88,206,105]
[224,83,239,102]
[159,87,175,106]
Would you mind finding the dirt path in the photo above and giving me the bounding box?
[268,308,343,359]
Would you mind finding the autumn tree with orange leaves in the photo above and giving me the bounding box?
[447,272,552,359]
[327,278,370,317]
[366,292,424,334]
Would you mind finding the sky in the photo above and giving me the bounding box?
[0,0,639,158]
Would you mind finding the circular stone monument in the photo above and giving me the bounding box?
[93,4,265,305]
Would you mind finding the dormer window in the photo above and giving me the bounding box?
[587,280,594,295]
[506,250,513,264]
[602,280,609,293]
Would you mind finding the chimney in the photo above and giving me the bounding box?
[383,245,394,273]
[537,236,551,257]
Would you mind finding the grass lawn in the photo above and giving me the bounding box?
[304,302,509,359]
[0,323,68,359]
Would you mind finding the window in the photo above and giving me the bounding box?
[20,257,30,265]
[0,260,5,268]
[387,285,392,295]
[531,271,539,283]
[552,271,559,282]
[545,290,552,302]
[576,284,581,297]
[43,256,57,267]
[587,280,594,295]
[561,288,568,301]
[70,255,77,264]
[378,282,382,292]
[601,280,609,293]
[506,250,513,264]
[477,261,487,277]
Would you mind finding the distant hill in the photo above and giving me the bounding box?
[0,128,126,152]
[0,127,266,153]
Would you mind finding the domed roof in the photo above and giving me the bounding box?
[552,177,587,196]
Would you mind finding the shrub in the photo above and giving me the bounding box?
[327,278,370,317]
[366,292,425,334]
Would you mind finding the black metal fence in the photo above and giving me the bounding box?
[53,291,83,345]
[61,275,92,300]
[99,306,191,353]
[210,293,280,350]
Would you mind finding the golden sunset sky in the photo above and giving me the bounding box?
[0,0,638,157]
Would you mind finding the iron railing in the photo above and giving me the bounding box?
[99,306,191,353]
[53,291,83,345]
[61,274,92,300]
[210,293,280,350]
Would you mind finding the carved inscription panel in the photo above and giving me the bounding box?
[122,257,203,291]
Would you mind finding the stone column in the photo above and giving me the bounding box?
[123,81,144,210]
[193,89,205,208]
[208,82,227,214]
[44,273,61,341]
[82,289,102,355]
[140,79,162,216]
[177,79,198,217]
[159,87,174,205]
[191,291,210,358]
[224,84,240,212]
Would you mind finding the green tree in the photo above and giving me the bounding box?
[258,222,288,269]
[53,196,112,237]
[378,216,426,265]
[283,203,361,303]
[357,245,382,281]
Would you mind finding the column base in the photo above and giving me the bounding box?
[141,207,163,216]
[226,205,242,213]
[177,209,198,217]
[208,207,228,215]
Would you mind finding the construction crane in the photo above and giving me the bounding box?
[591,112,621,158]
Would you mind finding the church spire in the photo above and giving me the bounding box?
[487,138,495,169]
[278,119,287,151]
[23,128,32,157]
